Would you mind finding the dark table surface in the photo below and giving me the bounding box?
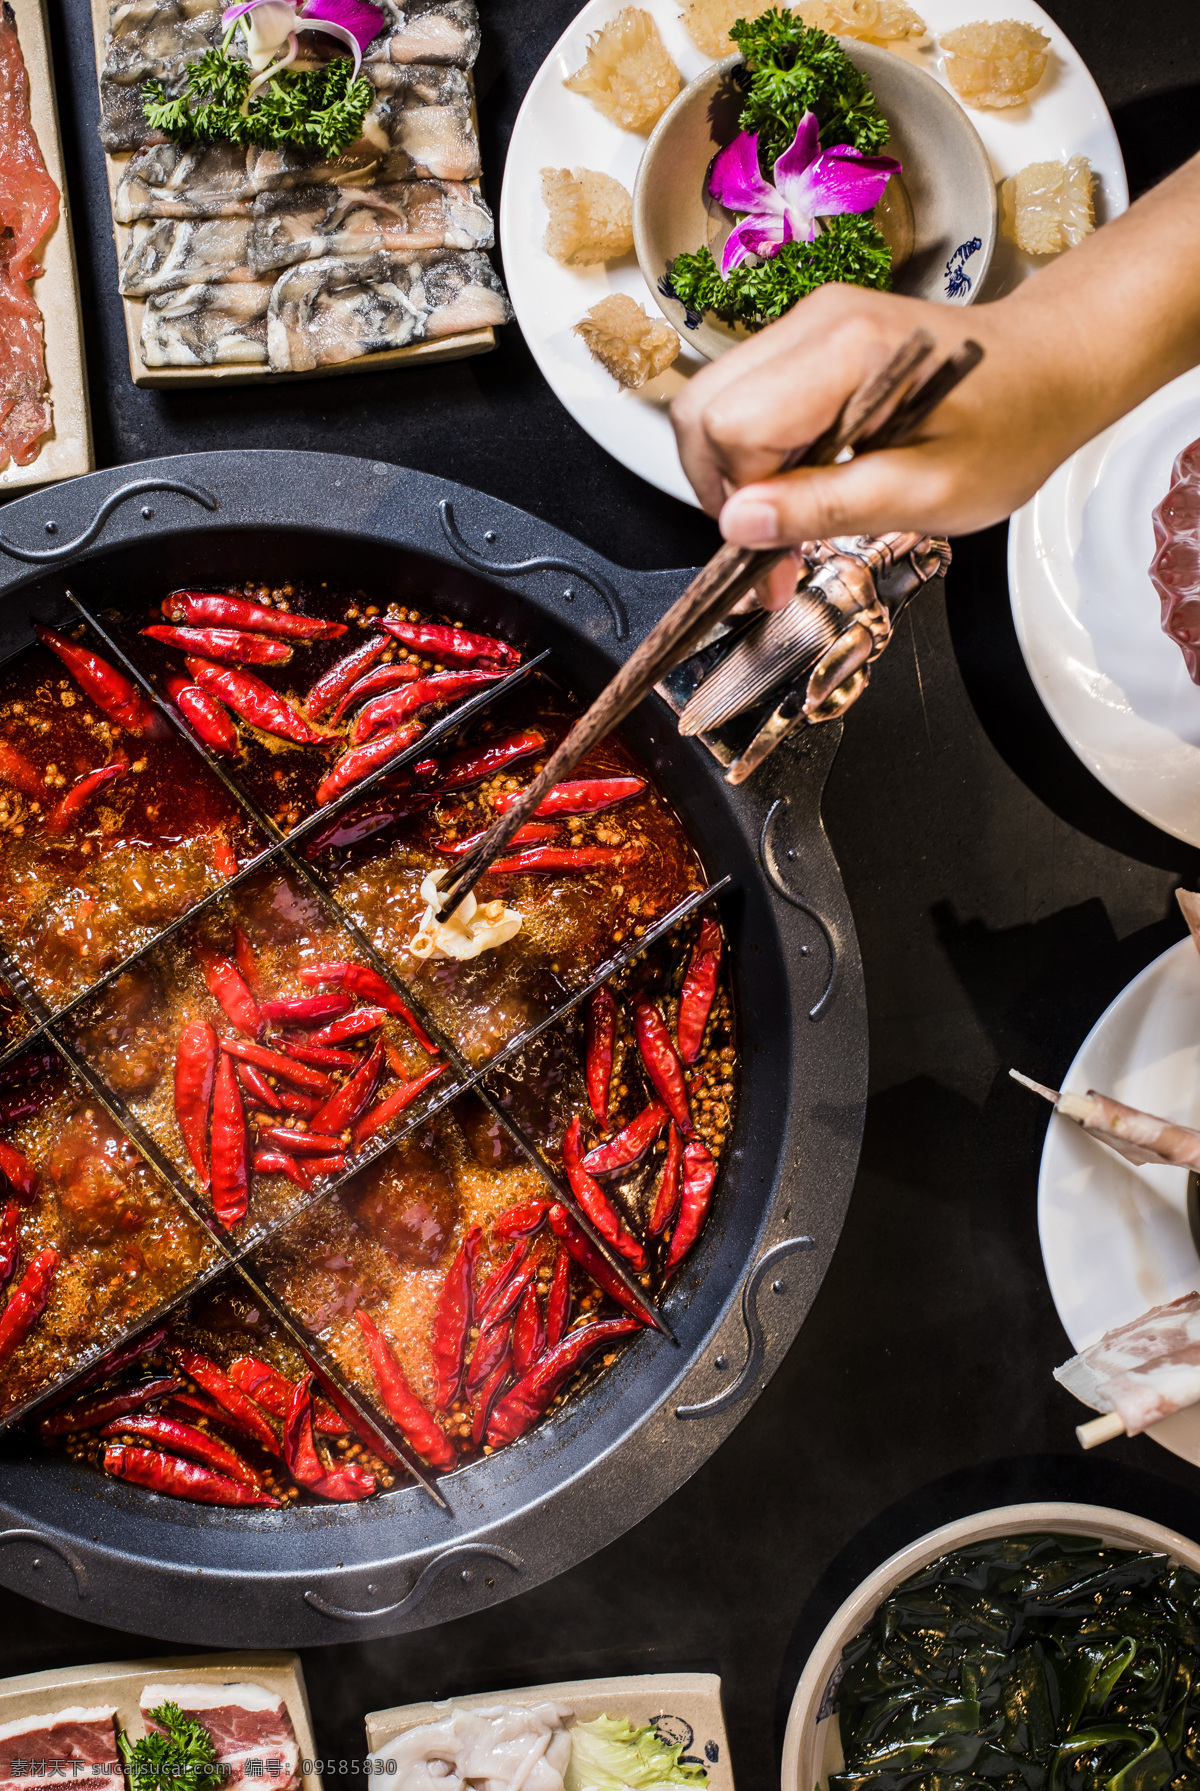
[4,0,1200,1784]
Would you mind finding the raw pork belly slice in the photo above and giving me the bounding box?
[0,1706,121,1791]
[248,180,493,272]
[140,278,272,366]
[266,248,509,369]
[140,1683,300,1791]
[368,0,479,64]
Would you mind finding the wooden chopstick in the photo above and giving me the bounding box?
[435,328,975,920]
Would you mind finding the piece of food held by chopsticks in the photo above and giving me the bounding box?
[1009,1069,1200,1170]
[1054,1293,1200,1450]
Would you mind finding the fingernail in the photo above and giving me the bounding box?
[723,498,779,547]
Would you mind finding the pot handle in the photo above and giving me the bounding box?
[675,1235,815,1420]
[438,500,629,639]
[0,478,217,565]
[303,1542,522,1623]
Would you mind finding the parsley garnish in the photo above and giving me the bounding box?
[117,1701,225,1791]
[667,213,892,328]
[142,49,373,154]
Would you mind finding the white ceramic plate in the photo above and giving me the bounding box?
[779,1502,1200,1791]
[1010,367,1200,847]
[1037,936,1200,1468]
[501,0,1127,507]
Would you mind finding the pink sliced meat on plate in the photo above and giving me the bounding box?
[0,1706,121,1791]
[140,1684,300,1791]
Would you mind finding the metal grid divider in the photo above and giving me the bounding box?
[66,594,687,1325]
[0,596,730,1487]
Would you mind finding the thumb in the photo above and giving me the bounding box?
[718,448,960,547]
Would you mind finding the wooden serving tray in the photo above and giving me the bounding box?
[1,0,93,491]
[0,1652,323,1791]
[87,0,495,389]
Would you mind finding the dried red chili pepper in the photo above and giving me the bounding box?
[100,1412,266,1491]
[475,1238,531,1322]
[582,1102,668,1175]
[441,821,558,856]
[546,1205,652,1323]
[198,946,264,1039]
[232,925,262,991]
[351,670,507,744]
[432,1224,481,1409]
[143,626,293,666]
[309,1039,384,1136]
[167,1390,266,1442]
[277,1039,358,1069]
[665,1142,718,1270]
[563,1117,646,1270]
[35,625,162,736]
[63,1326,167,1398]
[174,1021,218,1189]
[39,1375,183,1438]
[0,739,44,799]
[354,1310,456,1471]
[309,1007,387,1047]
[412,730,544,791]
[492,847,644,874]
[282,1374,376,1501]
[349,1065,446,1148]
[470,1351,512,1449]
[228,1355,350,1434]
[492,1200,550,1241]
[236,1059,281,1111]
[45,760,128,833]
[273,1085,323,1118]
[0,1200,19,1292]
[257,1126,346,1157]
[329,660,421,724]
[306,634,389,720]
[0,1140,38,1203]
[585,988,616,1131]
[102,1443,280,1506]
[677,918,722,1065]
[212,832,239,878]
[466,1314,513,1397]
[632,996,692,1135]
[300,962,439,1055]
[169,1345,280,1452]
[648,1122,684,1236]
[165,592,346,641]
[382,1039,409,1079]
[381,618,520,667]
[302,1153,346,1178]
[314,721,426,806]
[478,1251,540,1333]
[495,777,646,818]
[512,1284,546,1376]
[210,1050,249,1228]
[486,1317,643,1448]
[260,992,351,1027]
[185,658,324,746]
[165,675,240,757]
[0,1245,58,1367]
[219,1038,333,1093]
[252,1147,312,1188]
[544,1247,571,1348]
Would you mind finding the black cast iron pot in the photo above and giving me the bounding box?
[0,452,867,1646]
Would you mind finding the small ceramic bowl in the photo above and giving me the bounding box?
[779,1501,1200,1791]
[634,42,997,362]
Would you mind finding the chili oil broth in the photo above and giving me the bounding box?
[0,1048,219,1418]
[62,865,446,1243]
[0,640,262,1007]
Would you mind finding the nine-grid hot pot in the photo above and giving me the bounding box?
[0,451,866,1644]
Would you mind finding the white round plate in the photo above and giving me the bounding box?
[1038,936,1200,1468]
[501,0,1128,507]
[1010,367,1200,848]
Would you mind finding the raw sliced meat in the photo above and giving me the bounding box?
[248,180,493,272]
[368,0,479,64]
[140,1683,299,1791]
[119,217,257,295]
[1055,1291,1200,1435]
[140,278,272,367]
[114,143,257,222]
[0,2,59,471]
[0,1706,121,1791]
[1150,436,1200,683]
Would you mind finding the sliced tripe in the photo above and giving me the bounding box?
[1001,155,1094,254]
[563,8,680,132]
[541,167,633,265]
[574,292,679,389]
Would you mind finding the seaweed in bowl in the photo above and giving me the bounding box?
[831,1531,1200,1791]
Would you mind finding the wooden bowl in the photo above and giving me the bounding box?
[634,42,997,361]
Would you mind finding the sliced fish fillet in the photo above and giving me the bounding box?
[371,0,478,63]
[102,0,223,84]
[356,72,480,181]
[266,248,508,370]
[120,217,257,294]
[115,143,257,222]
[248,179,492,271]
[0,1,59,471]
[140,278,272,366]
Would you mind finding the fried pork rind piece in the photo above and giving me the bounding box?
[574,292,680,388]
[679,0,770,60]
[563,8,681,132]
[940,19,1050,108]
[1001,155,1094,254]
[541,167,634,265]
[794,0,927,46]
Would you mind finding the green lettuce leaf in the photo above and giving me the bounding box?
[565,1715,709,1791]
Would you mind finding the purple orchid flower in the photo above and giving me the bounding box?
[710,111,901,276]
[222,0,384,96]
